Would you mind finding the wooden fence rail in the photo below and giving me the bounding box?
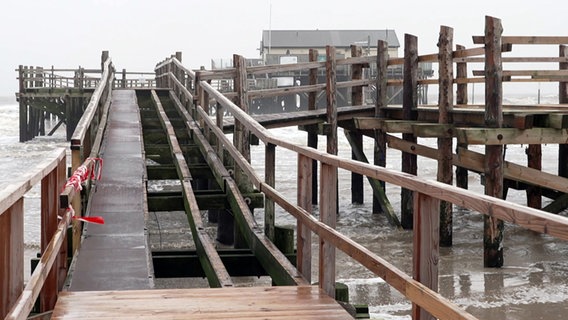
[154,15,568,320]
[0,148,66,320]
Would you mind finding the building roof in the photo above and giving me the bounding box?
[262,29,400,49]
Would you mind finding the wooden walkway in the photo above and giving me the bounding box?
[51,286,351,319]
[67,90,152,291]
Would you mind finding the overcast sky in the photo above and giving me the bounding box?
[1,0,566,96]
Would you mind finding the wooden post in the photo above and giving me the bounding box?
[122,69,126,88]
[483,16,505,268]
[350,45,364,204]
[319,46,338,298]
[374,40,389,214]
[559,45,568,178]
[402,34,418,229]
[40,162,65,311]
[101,50,109,71]
[455,44,469,190]
[18,65,28,142]
[233,54,251,249]
[526,145,542,208]
[265,143,276,241]
[297,153,312,282]
[437,26,454,247]
[0,199,24,319]
[412,192,440,320]
[308,49,319,205]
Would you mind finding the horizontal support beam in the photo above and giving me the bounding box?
[147,191,264,211]
[455,127,568,144]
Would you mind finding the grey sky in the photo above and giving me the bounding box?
[1,0,566,96]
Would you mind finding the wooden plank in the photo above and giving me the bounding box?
[473,35,568,45]
[455,127,568,144]
[412,192,440,320]
[472,69,568,77]
[51,286,351,319]
[438,25,454,248]
[157,91,233,288]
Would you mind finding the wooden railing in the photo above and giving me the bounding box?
[155,16,568,320]
[17,66,102,90]
[0,149,67,320]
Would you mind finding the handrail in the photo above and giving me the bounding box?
[0,148,66,320]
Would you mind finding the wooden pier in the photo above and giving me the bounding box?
[3,15,568,319]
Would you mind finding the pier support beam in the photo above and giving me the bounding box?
[401,34,418,229]
[320,46,338,298]
[297,153,312,282]
[483,16,505,268]
[308,49,319,205]
[559,45,568,178]
[455,44,469,190]
[374,40,389,215]
[350,45,364,204]
[437,26,454,247]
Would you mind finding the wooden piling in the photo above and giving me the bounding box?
[308,49,319,205]
[559,45,568,178]
[320,46,338,298]
[401,34,419,229]
[526,145,542,208]
[483,16,505,268]
[350,45,364,204]
[437,26,454,247]
[18,66,27,142]
[233,54,251,249]
[374,40,388,214]
[455,44,469,190]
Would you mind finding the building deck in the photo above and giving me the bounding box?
[51,286,352,319]
[67,90,152,291]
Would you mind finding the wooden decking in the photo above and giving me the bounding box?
[51,286,352,319]
[67,90,152,291]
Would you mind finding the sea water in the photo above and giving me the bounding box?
[1,94,568,319]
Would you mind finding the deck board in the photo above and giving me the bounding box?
[51,286,352,319]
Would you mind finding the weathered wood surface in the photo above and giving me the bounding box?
[51,286,352,319]
[483,15,505,268]
[152,91,233,288]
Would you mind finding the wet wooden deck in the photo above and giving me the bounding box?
[51,286,352,319]
[67,90,152,291]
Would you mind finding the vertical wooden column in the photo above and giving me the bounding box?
[559,45,568,178]
[56,158,68,289]
[122,69,126,88]
[319,46,338,298]
[0,199,24,319]
[437,26,454,247]
[374,40,388,214]
[18,65,27,142]
[233,54,252,248]
[455,44,469,190]
[264,143,276,241]
[526,144,542,208]
[308,49,319,205]
[483,16,505,268]
[350,45,364,204]
[412,192,440,320]
[297,153,312,282]
[401,34,418,229]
